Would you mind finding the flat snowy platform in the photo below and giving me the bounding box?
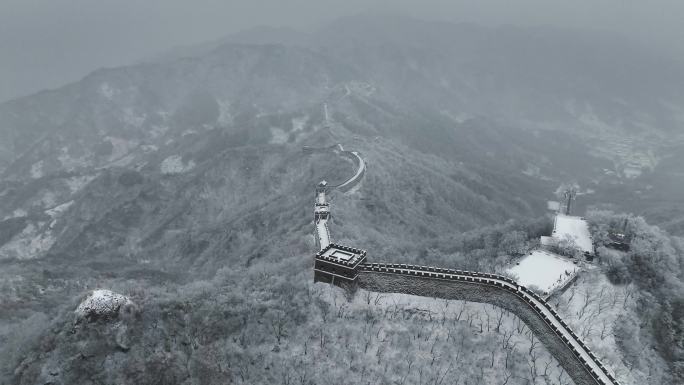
[507,250,578,293]
[553,215,594,253]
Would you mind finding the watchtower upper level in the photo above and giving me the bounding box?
[314,243,367,284]
[314,180,330,221]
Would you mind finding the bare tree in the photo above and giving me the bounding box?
[319,327,326,349]
[502,368,513,385]
[456,300,466,321]
[543,359,553,377]
[528,349,539,384]
[528,332,539,355]
[363,290,373,305]
[440,299,450,325]
[270,310,288,345]
[362,322,373,353]
[505,344,517,368]
[600,319,610,340]
[399,356,415,385]
[434,362,453,385]
[495,308,505,332]
[501,328,514,350]
[623,285,635,310]
[515,316,525,334]
[281,365,293,385]
[577,288,594,319]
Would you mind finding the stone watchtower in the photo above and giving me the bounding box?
[314,244,367,285]
[314,180,330,222]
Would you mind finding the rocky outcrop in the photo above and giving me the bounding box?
[75,289,136,323]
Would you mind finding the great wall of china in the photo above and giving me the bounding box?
[311,148,621,385]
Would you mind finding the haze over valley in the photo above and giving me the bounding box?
[0,7,683,385]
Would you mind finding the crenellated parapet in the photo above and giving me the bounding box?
[355,264,620,385]
[314,243,367,285]
[308,143,620,385]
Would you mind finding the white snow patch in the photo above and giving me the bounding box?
[217,99,233,126]
[160,155,195,175]
[58,147,89,172]
[507,250,579,293]
[66,175,96,194]
[0,223,55,259]
[150,125,170,138]
[99,82,118,100]
[122,108,146,128]
[269,127,289,144]
[40,191,57,208]
[623,166,642,179]
[292,115,308,132]
[105,137,137,162]
[3,208,28,220]
[552,215,594,253]
[108,153,136,168]
[30,161,44,179]
[45,200,74,218]
[555,271,641,384]
[75,289,133,320]
[141,144,158,153]
[547,201,561,211]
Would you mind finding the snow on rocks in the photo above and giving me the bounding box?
[160,155,195,175]
[75,289,135,322]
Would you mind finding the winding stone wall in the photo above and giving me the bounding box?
[336,151,365,192]
[358,272,605,385]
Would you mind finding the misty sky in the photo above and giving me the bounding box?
[1,0,683,103]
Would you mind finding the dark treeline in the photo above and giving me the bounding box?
[589,210,684,382]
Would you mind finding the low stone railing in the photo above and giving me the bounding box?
[357,263,619,385]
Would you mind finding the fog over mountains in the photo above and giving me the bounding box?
[1,13,683,385]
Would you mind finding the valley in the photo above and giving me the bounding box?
[0,14,683,385]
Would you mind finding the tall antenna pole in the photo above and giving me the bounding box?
[563,188,576,215]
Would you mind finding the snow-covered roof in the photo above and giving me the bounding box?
[552,215,594,253]
[507,250,578,293]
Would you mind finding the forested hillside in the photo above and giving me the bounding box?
[1,14,683,384]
